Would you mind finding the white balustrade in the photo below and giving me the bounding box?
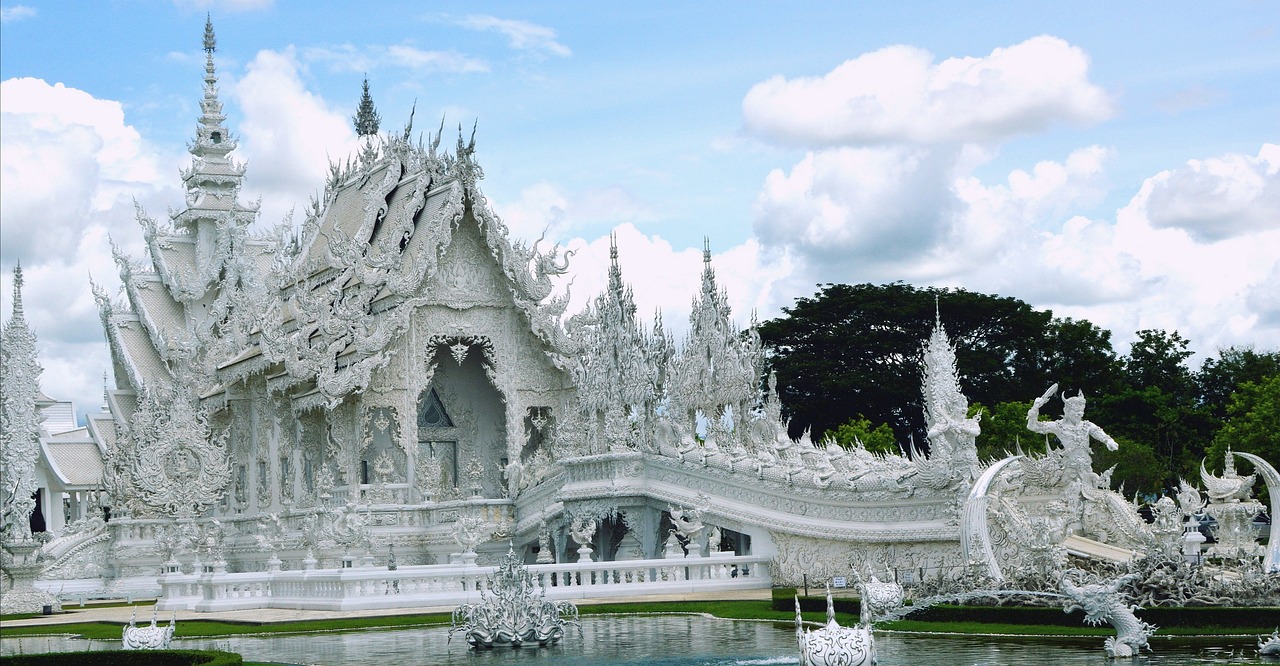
[156,554,770,612]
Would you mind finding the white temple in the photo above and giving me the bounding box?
[2,20,1275,612]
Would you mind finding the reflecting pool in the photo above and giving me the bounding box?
[2,615,1271,665]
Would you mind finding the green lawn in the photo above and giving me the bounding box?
[0,599,1270,641]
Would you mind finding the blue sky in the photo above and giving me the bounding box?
[2,1,1278,419]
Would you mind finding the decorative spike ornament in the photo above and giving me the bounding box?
[352,77,381,137]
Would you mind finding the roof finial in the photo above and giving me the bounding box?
[352,76,381,137]
[403,101,417,141]
[934,294,941,328]
[702,237,711,266]
[203,14,216,54]
[11,261,24,318]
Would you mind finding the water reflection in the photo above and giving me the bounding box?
[2,615,1270,665]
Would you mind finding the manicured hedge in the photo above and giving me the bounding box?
[770,587,862,615]
[770,588,1280,628]
[1,649,242,666]
[904,604,1280,628]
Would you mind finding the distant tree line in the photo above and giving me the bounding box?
[758,282,1280,495]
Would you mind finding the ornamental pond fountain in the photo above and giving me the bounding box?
[3,19,1280,665]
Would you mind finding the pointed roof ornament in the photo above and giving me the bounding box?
[606,231,624,295]
[352,76,381,137]
[403,100,417,142]
[203,14,216,54]
[702,237,712,266]
[11,260,25,319]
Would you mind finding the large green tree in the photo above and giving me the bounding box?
[758,282,1106,445]
[1206,374,1280,472]
[1092,329,1213,487]
[1197,347,1280,422]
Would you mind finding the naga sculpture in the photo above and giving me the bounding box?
[1060,573,1156,658]
[449,548,579,649]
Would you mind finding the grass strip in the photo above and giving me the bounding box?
[0,600,1270,640]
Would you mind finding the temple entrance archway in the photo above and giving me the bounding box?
[419,344,506,498]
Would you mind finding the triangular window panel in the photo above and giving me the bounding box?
[417,387,454,428]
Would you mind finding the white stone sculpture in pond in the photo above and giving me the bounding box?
[1060,573,1155,658]
[122,608,176,650]
[1259,629,1280,656]
[795,584,874,666]
[450,548,579,648]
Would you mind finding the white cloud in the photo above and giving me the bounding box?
[301,44,489,74]
[743,35,1111,147]
[492,181,654,241]
[1,5,36,22]
[1141,143,1280,242]
[753,146,959,270]
[232,48,361,227]
[460,15,571,58]
[1246,262,1280,327]
[1,78,176,265]
[0,79,180,419]
[747,135,1280,357]
[551,224,794,340]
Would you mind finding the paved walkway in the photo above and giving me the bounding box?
[2,588,772,631]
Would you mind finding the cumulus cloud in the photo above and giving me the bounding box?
[459,15,571,58]
[0,79,180,419]
[753,146,959,268]
[743,35,1111,147]
[492,181,654,241]
[1,5,36,22]
[1141,144,1280,242]
[546,224,794,340]
[0,78,177,264]
[301,44,489,74]
[232,48,361,227]
[1247,262,1280,327]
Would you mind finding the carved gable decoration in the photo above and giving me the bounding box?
[425,219,509,308]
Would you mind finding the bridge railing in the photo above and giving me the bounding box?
[155,553,771,612]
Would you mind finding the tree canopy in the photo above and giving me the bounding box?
[759,282,1279,493]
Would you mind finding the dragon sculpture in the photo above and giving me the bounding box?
[1060,573,1156,658]
[1259,628,1280,656]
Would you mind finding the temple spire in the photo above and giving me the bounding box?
[607,232,623,295]
[352,77,381,137]
[203,13,216,53]
[172,14,253,236]
[10,260,24,321]
[1,262,43,541]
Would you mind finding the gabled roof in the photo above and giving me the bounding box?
[40,436,105,489]
[86,411,117,452]
[128,274,188,345]
[109,316,173,390]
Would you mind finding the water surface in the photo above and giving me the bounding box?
[2,615,1271,665]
